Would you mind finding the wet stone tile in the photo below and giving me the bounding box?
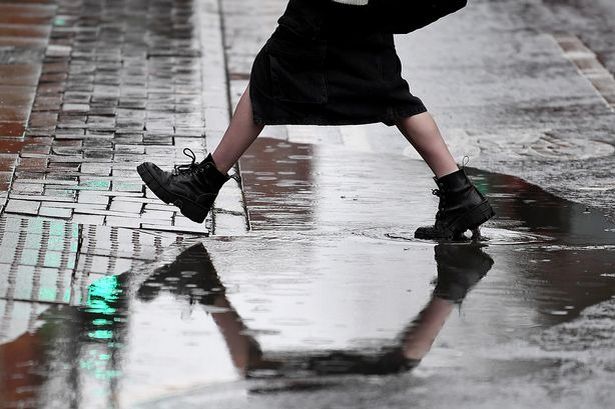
[74,253,134,276]
[109,199,143,213]
[42,188,77,198]
[69,213,105,225]
[21,143,51,155]
[10,194,74,203]
[0,140,37,155]
[83,147,114,159]
[87,106,116,116]
[76,192,110,205]
[27,112,58,129]
[65,82,93,93]
[52,139,82,149]
[79,162,111,175]
[33,95,62,111]
[42,201,104,211]
[83,131,115,140]
[112,181,143,193]
[104,215,141,228]
[40,72,68,83]
[16,156,48,171]
[45,45,71,57]
[77,179,111,191]
[38,206,72,219]
[13,170,45,180]
[62,91,91,104]
[10,182,44,194]
[0,171,12,191]
[112,153,144,162]
[36,82,65,95]
[4,199,40,215]
[140,209,174,221]
[0,64,41,86]
[56,117,86,129]
[0,122,26,137]
[43,61,69,74]
[0,37,47,48]
[0,104,32,122]
[61,103,90,113]
[0,23,50,39]
[118,98,147,109]
[143,135,173,145]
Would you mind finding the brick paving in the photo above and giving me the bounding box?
[0,0,246,342]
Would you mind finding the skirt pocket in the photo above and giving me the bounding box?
[267,28,328,104]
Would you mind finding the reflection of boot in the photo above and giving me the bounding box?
[432,243,494,303]
[137,149,230,223]
[137,243,225,305]
[415,168,495,240]
[306,348,420,376]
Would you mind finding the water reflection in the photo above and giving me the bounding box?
[136,242,493,379]
[0,242,493,406]
[0,271,130,408]
[246,243,493,377]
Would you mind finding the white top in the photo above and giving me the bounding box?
[332,0,369,5]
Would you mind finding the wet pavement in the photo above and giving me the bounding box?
[222,0,615,220]
[2,0,615,408]
[3,139,615,408]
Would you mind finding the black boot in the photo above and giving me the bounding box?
[137,148,230,223]
[415,168,495,240]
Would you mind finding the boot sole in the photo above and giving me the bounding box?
[137,164,209,224]
[449,200,495,237]
[415,201,495,241]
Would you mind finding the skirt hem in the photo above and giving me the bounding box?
[252,105,428,127]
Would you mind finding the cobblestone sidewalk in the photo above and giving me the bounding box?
[0,0,245,342]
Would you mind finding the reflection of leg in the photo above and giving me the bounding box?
[307,244,494,376]
[209,298,263,374]
[399,243,494,360]
[137,243,264,375]
[401,298,454,360]
[396,112,458,178]
[212,85,265,174]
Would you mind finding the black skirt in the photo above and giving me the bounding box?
[249,0,427,127]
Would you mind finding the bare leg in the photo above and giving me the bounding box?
[212,84,265,174]
[396,112,459,179]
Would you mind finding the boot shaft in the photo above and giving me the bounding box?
[198,154,230,191]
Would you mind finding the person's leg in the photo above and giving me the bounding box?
[137,84,264,223]
[395,112,458,178]
[212,84,265,174]
[396,112,495,239]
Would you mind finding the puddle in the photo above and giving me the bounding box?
[367,227,554,246]
[2,139,615,408]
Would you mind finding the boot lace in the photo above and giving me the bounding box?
[173,148,201,175]
[432,189,445,220]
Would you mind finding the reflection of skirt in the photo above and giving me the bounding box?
[249,1,427,127]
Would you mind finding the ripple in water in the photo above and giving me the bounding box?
[360,227,554,246]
